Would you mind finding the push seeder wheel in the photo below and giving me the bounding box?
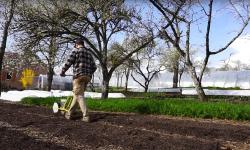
[53,102,60,113]
[52,97,73,114]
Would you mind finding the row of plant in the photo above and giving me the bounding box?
[21,97,250,121]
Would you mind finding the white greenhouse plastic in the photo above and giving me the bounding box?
[36,70,250,91]
[112,70,250,90]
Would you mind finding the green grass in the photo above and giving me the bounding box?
[205,86,241,90]
[122,92,171,98]
[20,97,62,107]
[20,97,250,121]
[182,86,242,90]
[122,92,250,101]
[89,86,125,93]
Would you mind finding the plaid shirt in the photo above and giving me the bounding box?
[62,47,97,79]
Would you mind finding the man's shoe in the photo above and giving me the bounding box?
[82,116,90,122]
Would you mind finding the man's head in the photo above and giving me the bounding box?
[75,38,84,48]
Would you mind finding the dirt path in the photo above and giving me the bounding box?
[0,101,250,150]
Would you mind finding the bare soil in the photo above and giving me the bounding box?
[0,100,250,150]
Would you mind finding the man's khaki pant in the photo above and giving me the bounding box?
[67,76,91,117]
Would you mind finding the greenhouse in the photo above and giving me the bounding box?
[36,70,250,91]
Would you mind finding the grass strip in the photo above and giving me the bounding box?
[20,97,250,121]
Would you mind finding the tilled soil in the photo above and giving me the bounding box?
[0,101,250,150]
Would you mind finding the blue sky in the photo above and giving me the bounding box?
[3,0,250,68]
[189,1,250,67]
[122,0,250,68]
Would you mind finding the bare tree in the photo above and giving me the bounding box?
[217,53,233,71]
[108,38,144,92]
[151,0,250,101]
[231,60,250,71]
[131,45,165,92]
[242,64,250,70]
[218,53,250,71]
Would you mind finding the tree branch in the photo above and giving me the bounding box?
[109,36,154,74]
[210,17,250,55]
[131,73,146,89]
[199,0,213,81]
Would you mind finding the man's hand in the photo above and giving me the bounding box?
[60,72,66,77]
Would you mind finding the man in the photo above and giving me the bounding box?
[60,38,97,122]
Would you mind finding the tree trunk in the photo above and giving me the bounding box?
[101,70,111,99]
[125,68,130,92]
[178,71,183,87]
[188,66,207,101]
[120,74,123,88]
[47,65,54,91]
[47,36,56,91]
[172,64,179,88]
[116,73,120,88]
[0,53,4,95]
[144,83,149,93]
[101,79,110,99]
[178,65,185,87]
[195,81,207,101]
[144,86,148,93]
[0,0,15,95]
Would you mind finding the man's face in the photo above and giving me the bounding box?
[74,43,84,48]
[74,43,78,48]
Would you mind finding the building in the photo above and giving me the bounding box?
[1,52,47,90]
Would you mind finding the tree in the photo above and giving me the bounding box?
[15,0,72,91]
[108,42,127,88]
[131,44,165,92]
[123,58,136,92]
[231,60,250,71]
[151,0,250,101]
[15,0,154,98]
[218,53,250,71]
[160,48,184,88]
[0,0,16,95]
[2,52,20,73]
[217,53,233,71]
[18,38,69,91]
[114,65,125,88]
[108,38,142,92]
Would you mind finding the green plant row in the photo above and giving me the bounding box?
[122,92,250,101]
[21,97,250,121]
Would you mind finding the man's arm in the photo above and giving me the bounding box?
[61,50,76,76]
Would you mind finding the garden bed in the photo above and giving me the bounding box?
[1,101,250,149]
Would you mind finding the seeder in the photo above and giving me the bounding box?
[52,74,73,114]
[52,96,73,114]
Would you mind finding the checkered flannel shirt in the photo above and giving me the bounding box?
[62,47,97,79]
